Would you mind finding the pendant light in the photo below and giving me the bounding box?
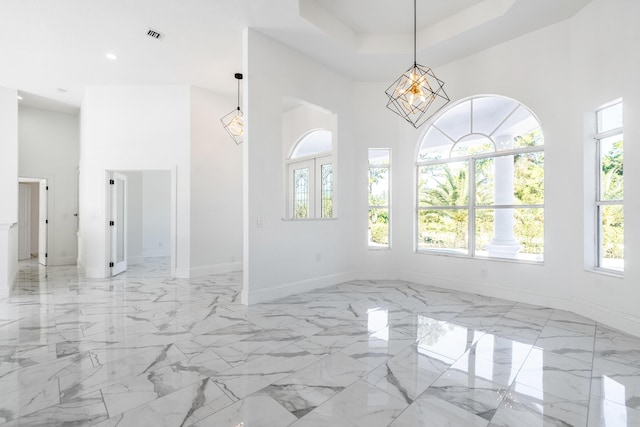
[385,0,449,128]
[221,73,244,145]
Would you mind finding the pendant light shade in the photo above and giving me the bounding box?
[385,0,449,128]
[221,73,244,145]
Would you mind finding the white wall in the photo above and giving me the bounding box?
[142,170,171,257]
[350,0,640,336]
[189,86,243,276]
[0,86,19,295]
[123,171,143,264]
[19,106,79,265]
[243,29,356,303]
[80,86,190,278]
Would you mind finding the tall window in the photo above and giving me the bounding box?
[416,95,544,262]
[288,129,334,219]
[594,101,623,272]
[368,149,390,248]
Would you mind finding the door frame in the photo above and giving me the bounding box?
[109,171,128,276]
[18,183,31,260]
[18,177,48,265]
[105,169,177,278]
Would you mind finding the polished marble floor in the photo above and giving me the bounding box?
[1,258,639,426]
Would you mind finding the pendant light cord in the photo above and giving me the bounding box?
[413,0,417,66]
[237,78,240,111]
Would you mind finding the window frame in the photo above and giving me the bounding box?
[368,148,391,249]
[415,95,544,263]
[286,136,334,220]
[593,100,624,275]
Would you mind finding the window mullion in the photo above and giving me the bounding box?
[469,158,476,257]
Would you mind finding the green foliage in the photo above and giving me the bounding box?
[369,208,389,245]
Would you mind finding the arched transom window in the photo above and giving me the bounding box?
[416,95,544,262]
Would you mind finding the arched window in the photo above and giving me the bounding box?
[287,129,333,219]
[416,95,544,261]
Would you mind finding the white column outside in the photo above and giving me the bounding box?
[485,135,520,258]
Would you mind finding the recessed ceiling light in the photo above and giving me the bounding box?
[17,95,23,100]
[105,53,118,60]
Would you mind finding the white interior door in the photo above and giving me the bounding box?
[38,181,48,266]
[111,172,127,276]
[18,183,31,260]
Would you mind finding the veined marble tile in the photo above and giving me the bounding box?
[291,380,407,427]
[469,333,533,366]
[174,348,232,376]
[192,392,297,426]
[296,325,368,356]
[95,377,233,427]
[447,348,524,389]
[418,303,471,321]
[365,345,454,404]
[1,390,108,427]
[339,330,415,369]
[6,261,639,426]
[489,390,588,427]
[0,351,94,395]
[594,326,640,367]
[0,378,59,423]
[59,343,186,402]
[548,310,596,336]
[423,369,507,422]
[488,319,542,345]
[249,313,326,337]
[214,344,318,400]
[416,319,485,361]
[100,362,208,416]
[210,333,300,366]
[264,352,370,418]
[591,357,640,410]
[533,334,595,363]
[588,395,640,427]
[514,348,592,402]
[452,308,503,329]
[390,394,490,427]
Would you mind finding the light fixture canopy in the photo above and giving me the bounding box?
[221,72,244,145]
[385,0,449,128]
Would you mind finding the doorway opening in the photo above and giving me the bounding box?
[107,170,174,278]
[18,177,48,266]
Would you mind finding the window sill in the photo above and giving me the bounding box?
[415,249,544,266]
[281,217,338,222]
[585,268,624,279]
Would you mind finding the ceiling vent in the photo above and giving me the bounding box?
[146,28,163,40]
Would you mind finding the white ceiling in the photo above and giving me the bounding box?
[0,0,592,113]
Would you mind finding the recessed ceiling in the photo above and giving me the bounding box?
[0,0,592,111]
[313,0,485,34]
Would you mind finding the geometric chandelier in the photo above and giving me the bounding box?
[385,0,449,128]
[220,73,244,145]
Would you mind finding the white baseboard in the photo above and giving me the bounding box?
[84,267,107,279]
[49,257,77,266]
[572,297,640,338]
[246,271,356,305]
[190,262,243,278]
[175,267,190,279]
